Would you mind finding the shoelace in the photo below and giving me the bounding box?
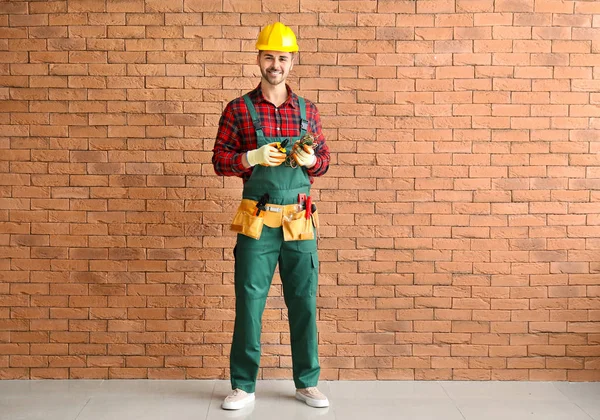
[303,387,321,397]
[227,389,243,399]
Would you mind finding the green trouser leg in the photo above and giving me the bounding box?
[279,236,320,389]
[230,226,320,393]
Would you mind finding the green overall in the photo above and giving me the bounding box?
[230,94,320,393]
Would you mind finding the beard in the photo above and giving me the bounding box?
[260,67,286,86]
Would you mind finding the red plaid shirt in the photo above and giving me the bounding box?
[212,84,330,183]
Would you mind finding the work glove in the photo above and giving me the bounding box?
[246,143,286,167]
[292,143,316,168]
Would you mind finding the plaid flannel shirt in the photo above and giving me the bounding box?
[212,84,330,183]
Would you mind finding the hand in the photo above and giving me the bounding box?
[246,143,286,167]
[292,143,316,168]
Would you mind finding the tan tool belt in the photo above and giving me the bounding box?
[231,198,319,241]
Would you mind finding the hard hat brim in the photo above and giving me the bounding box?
[256,43,298,53]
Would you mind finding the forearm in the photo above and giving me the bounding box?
[212,150,248,177]
[306,141,329,177]
[241,152,251,169]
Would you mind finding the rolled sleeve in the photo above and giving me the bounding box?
[305,104,330,178]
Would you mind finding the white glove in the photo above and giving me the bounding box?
[293,145,316,168]
[246,143,286,167]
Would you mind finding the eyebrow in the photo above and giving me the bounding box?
[264,54,288,59]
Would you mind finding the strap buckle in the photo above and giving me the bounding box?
[253,119,263,134]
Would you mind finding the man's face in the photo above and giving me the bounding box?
[257,50,294,86]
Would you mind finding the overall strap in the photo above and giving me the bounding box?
[298,96,308,134]
[242,94,263,137]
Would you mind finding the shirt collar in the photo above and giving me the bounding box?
[252,83,298,109]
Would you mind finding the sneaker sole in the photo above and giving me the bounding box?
[295,392,330,408]
[221,393,255,410]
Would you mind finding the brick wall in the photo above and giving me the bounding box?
[1,0,599,381]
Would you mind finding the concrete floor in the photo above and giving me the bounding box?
[1,379,599,420]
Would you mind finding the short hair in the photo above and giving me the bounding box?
[258,51,296,60]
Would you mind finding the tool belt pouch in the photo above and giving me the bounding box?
[282,210,314,242]
[311,210,319,230]
[231,208,264,240]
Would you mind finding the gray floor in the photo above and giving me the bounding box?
[0,380,599,420]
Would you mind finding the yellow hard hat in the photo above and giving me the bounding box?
[256,22,299,53]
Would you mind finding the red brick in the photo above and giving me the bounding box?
[417,0,455,13]
[415,368,452,380]
[533,27,572,40]
[535,0,574,13]
[568,370,600,381]
[492,369,530,380]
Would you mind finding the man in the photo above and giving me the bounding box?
[212,22,331,410]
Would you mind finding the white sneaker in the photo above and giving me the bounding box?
[221,388,255,410]
[295,387,329,408]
